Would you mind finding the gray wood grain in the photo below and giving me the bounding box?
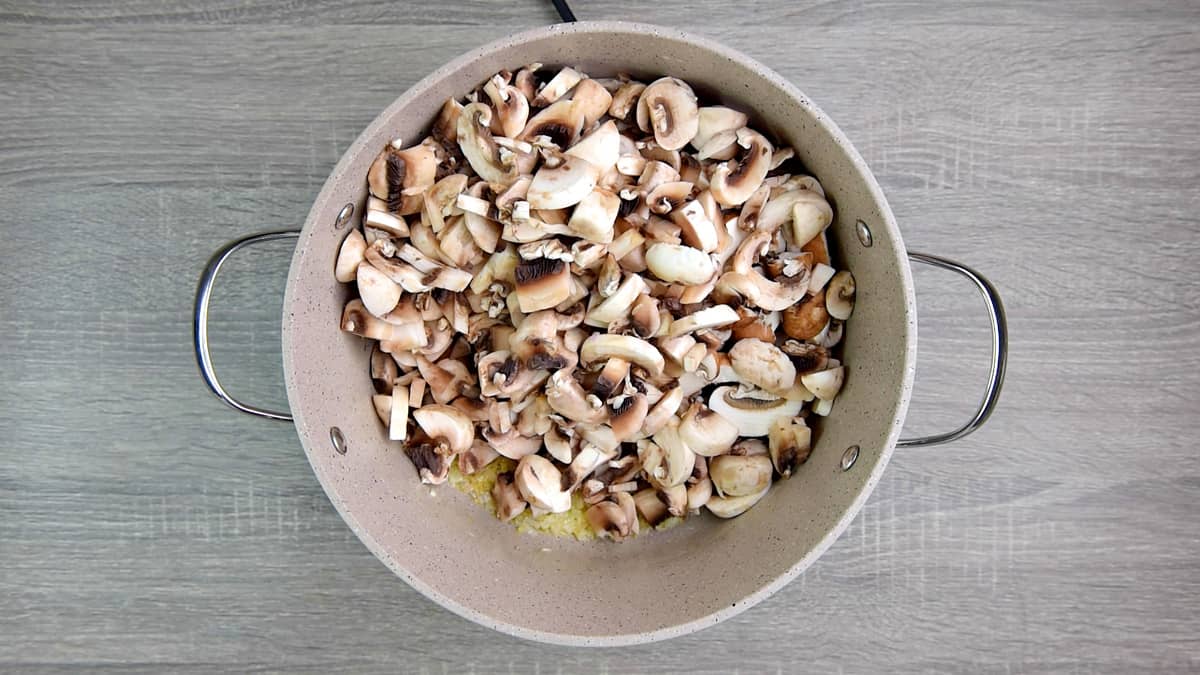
[1,1,1199,672]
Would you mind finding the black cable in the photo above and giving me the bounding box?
[551,0,577,22]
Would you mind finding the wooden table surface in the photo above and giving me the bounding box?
[3,0,1199,672]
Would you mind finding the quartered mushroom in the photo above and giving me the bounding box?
[343,65,857,538]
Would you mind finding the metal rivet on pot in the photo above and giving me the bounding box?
[855,220,873,247]
[334,203,354,230]
[840,445,859,471]
[330,426,347,455]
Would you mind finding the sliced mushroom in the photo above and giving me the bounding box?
[404,440,453,485]
[584,273,648,326]
[825,271,855,320]
[738,183,771,232]
[563,441,619,491]
[644,243,716,285]
[790,198,833,249]
[609,393,649,442]
[545,369,606,424]
[639,385,683,438]
[484,426,542,459]
[667,305,739,337]
[571,78,614,128]
[710,454,773,497]
[781,289,829,339]
[780,340,829,374]
[586,498,634,540]
[483,74,530,138]
[342,300,428,348]
[459,439,501,475]
[543,424,576,463]
[636,77,700,151]
[356,262,402,318]
[532,66,583,107]
[593,357,631,400]
[716,268,811,312]
[431,98,463,145]
[372,393,392,425]
[527,156,598,210]
[729,338,797,395]
[800,366,845,401]
[678,402,739,457]
[520,98,585,149]
[650,422,696,487]
[706,485,769,518]
[608,81,646,120]
[686,477,713,512]
[514,257,571,312]
[808,262,836,294]
[389,387,410,441]
[768,417,812,477]
[491,471,527,521]
[367,140,441,215]
[646,181,694,215]
[708,128,773,207]
[567,188,619,243]
[335,229,367,283]
[690,106,750,153]
[580,334,665,377]
[759,187,828,233]
[515,394,554,436]
[633,488,670,527]
[515,454,572,513]
[670,200,720,252]
[629,294,662,338]
[456,103,512,185]
[708,385,804,437]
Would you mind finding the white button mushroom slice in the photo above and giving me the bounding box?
[570,78,614,128]
[545,370,607,424]
[456,103,513,186]
[777,174,825,196]
[576,423,620,454]
[686,477,712,512]
[695,129,739,161]
[667,305,739,337]
[657,484,687,517]
[633,488,671,527]
[484,427,542,460]
[381,244,472,292]
[404,440,453,485]
[690,106,750,152]
[366,140,441,215]
[812,396,834,417]
[644,243,716,285]
[532,66,584,107]
[646,181,694,215]
[526,156,598,210]
[609,393,649,443]
[388,386,410,442]
[678,403,739,457]
[565,120,620,175]
[758,187,828,233]
[519,98,585,149]
[715,269,811,312]
[563,441,619,491]
[544,425,576,464]
[768,417,812,477]
[372,394,391,426]
[513,256,571,313]
[800,366,845,401]
[825,271,856,320]
[491,471,527,521]
[808,262,837,294]
[586,498,634,540]
[341,300,429,348]
[636,77,700,150]
[605,227,645,263]
[637,385,684,439]
[580,334,665,378]
[364,208,409,238]
[790,199,834,249]
[650,423,695,488]
[769,147,795,171]
[567,188,619,243]
[657,335,697,368]
[710,454,773,498]
[584,273,647,326]
[669,200,720,252]
[608,81,646,120]
[707,385,804,437]
[706,485,770,518]
[431,98,463,145]
[515,454,572,514]
[629,295,662,339]
[482,74,530,138]
[334,228,367,283]
[422,173,469,234]
[738,183,771,232]
[515,394,554,437]
[355,262,402,318]
[709,128,774,207]
[592,357,631,400]
[729,338,798,395]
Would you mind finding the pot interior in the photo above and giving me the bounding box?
[282,22,915,645]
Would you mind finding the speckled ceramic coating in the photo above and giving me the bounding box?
[281,22,917,646]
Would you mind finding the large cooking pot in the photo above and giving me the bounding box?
[192,22,1007,645]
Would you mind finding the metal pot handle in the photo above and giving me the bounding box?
[897,252,1008,447]
[193,230,301,422]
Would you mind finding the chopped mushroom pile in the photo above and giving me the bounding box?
[336,65,855,540]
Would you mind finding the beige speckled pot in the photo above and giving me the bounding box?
[195,21,1006,645]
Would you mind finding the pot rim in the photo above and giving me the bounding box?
[282,20,917,646]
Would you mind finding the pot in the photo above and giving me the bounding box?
[192,22,1007,645]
